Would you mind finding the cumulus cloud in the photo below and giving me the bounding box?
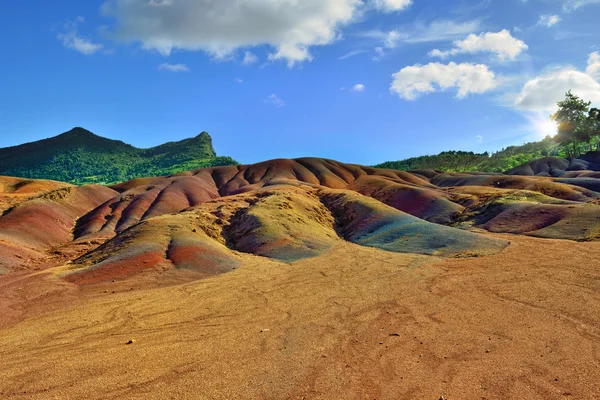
[58,17,104,55]
[390,62,498,100]
[514,54,600,112]
[158,63,190,72]
[265,94,285,107]
[429,30,527,61]
[101,0,410,67]
[353,84,366,92]
[538,15,561,27]
[586,51,600,80]
[476,134,483,143]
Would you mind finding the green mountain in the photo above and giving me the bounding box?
[0,127,238,184]
[374,136,567,173]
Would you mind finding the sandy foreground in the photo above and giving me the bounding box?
[0,234,599,400]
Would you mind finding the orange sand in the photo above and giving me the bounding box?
[1,234,599,399]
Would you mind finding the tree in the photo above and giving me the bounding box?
[571,107,600,152]
[551,90,591,157]
[587,108,600,151]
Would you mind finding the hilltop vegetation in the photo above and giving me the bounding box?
[376,92,600,174]
[551,91,600,157]
[374,136,565,173]
[0,128,237,184]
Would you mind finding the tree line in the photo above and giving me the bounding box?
[374,137,560,173]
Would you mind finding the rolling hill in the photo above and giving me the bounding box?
[0,127,238,185]
[3,156,600,279]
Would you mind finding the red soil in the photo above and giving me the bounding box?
[4,157,599,280]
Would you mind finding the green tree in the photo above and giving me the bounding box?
[550,90,591,157]
[587,108,600,151]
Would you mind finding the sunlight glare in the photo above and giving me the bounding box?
[530,114,558,138]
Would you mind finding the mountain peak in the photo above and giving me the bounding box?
[62,127,97,137]
[195,131,211,139]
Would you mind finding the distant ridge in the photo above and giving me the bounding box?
[0,128,238,184]
[374,137,563,173]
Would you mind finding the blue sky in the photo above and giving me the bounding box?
[1,0,599,165]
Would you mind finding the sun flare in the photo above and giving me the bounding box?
[530,115,558,138]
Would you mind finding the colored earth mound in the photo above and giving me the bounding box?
[507,152,600,177]
[2,157,600,399]
[2,157,600,282]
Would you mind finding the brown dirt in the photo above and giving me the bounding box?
[0,234,599,399]
[0,176,71,214]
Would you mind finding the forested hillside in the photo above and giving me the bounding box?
[0,128,237,184]
[374,136,565,173]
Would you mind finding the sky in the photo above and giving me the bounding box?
[0,0,599,165]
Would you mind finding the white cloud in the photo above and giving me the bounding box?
[514,55,600,112]
[371,0,412,12]
[235,78,244,83]
[428,49,445,58]
[353,84,366,92]
[586,51,600,81]
[60,33,104,55]
[429,30,527,61]
[339,50,367,60]
[58,18,104,55]
[384,30,402,48]
[563,0,600,11]
[372,30,405,60]
[362,20,482,61]
[476,134,483,143]
[363,19,482,45]
[101,0,410,67]
[242,51,258,65]
[158,63,190,72]
[373,46,385,61]
[265,94,285,107]
[390,62,498,100]
[538,15,561,27]
[402,20,483,43]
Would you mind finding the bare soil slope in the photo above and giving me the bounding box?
[1,158,600,399]
[1,236,599,399]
